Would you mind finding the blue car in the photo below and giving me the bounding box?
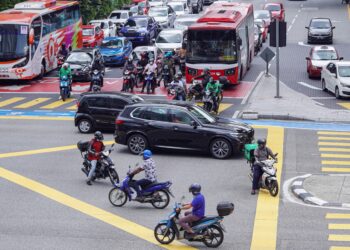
[99,37,133,66]
[119,15,159,45]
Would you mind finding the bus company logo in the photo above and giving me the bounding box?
[14,67,26,78]
[46,36,56,68]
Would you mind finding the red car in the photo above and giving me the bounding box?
[306,45,342,78]
[263,3,285,21]
[82,25,104,48]
[255,19,268,43]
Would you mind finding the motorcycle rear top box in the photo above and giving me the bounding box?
[217,201,234,216]
[244,143,258,162]
[77,140,89,152]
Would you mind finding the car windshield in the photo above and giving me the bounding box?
[110,12,128,19]
[66,52,92,63]
[311,20,331,29]
[265,5,280,11]
[255,11,270,19]
[312,50,338,60]
[91,21,108,29]
[101,39,123,48]
[125,18,148,27]
[188,106,216,124]
[187,30,237,64]
[156,33,182,43]
[83,28,94,36]
[149,8,168,17]
[169,4,184,11]
[338,66,350,77]
[0,24,29,61]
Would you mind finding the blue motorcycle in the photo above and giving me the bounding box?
[144,71,155,94]
[108,170,174,209]
[60,75,71,101]
[154,201,234,247]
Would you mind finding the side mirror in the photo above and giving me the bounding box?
[305,26,309,29]
[332,26,335,29]
[305,57,310,60]
[340,57,344,60]
[330,73,337,78]
[29,28,34,45]
[190,120,198,128]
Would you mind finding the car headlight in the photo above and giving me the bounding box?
[340,82,349,87]
[82,66,90,72]
[140,32,146,36]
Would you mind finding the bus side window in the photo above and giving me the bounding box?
[42,13,53,36]
[30,16,42,57]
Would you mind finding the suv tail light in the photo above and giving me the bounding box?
[116,119,124,125]
[76,101,80,108]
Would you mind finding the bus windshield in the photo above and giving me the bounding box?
[187,30,237,64]
[0,24,29,61]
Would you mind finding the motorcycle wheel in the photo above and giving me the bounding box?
[108,187,127,207]
[60,89,66,102]
[203,225,224,248]
[151,190,170,209]
[269,180,279,197]
[108,169,120,185]
[154,223,176,244]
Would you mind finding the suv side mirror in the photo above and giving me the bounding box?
[305,57,310,60]
[190,120,198,128]
[305,26,309,29]
[340,57,344,60]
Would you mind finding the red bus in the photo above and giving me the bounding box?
[185,2,254,85]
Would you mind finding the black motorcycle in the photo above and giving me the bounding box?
[90,69,103,92]
[187,79,204,101]
[122,70,133,92]
[161,64,172,88]
[203,90,219,114]
[136,64,144,88]
[168,85,186,101]
[179,56,185,75]
[77,141,119,185]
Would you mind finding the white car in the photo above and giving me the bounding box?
[149,6,176,29]
[108,10,132,31]
[174,14,200,31]
[131,45,163,60]
[254,10,272,27]
[321,61,350,99]
[89,19,116,37]
[149,0,167,7]
[155,29,183,53]
[167,2,187,16]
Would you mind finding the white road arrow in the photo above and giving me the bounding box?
[0,85,30,90]
[298,42,311,47]
[297,81,322,90]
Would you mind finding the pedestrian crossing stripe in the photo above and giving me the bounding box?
[318,131,350,136]
[14,98,51,109]
[66,104,77,110]
[338,102,350,110]
[39,98,75,109]
[319,136,350,141]
[322,167,350,173]
[0,97,25,107]
[321,154,350,159]
[329,235,350,242]
[327,213,350,248]
[327,213,350,219]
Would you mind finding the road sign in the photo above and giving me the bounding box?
[260,47,275,63]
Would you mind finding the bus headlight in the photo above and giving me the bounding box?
[224,68,235,76]
[13,57,29,68]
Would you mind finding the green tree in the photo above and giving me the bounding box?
[0,0,23,11]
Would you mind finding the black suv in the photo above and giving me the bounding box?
[114,101,254,159]
[66,48,105,82]
[75,92,144,133]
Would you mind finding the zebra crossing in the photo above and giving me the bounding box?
[318,131,350,173]
[0,97,77,111]
[326,213,350,250]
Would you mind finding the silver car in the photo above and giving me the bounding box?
[174,14,200,31]
[254,10,272,27]
[155,29,183,53]
[149,6,176,29]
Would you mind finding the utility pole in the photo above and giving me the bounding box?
[275,19,280,98]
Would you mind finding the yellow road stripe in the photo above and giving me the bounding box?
[319,142,350,147]
[0,116,73,121]
[66,104,77,110]
[329,224,350,230]
[196,103,233,113]
[322,161,350,165]
[0,141,114,159]
[320,148,350,152]
[250,127,284,250]
[14,98,51,109]
[338,103,350,110]
[329,234,350,242]
[40,98,75,109]
[0,167,194,250]
[330,247,350,250]
[322,154,350,159]
[318,131,350,136]
[319,137,350,141]
[327,213,350,219]
[0,97,25,107]
[323,167,350,173]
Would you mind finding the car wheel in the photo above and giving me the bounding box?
[127,134,148,154]
[78,119,93,133]
[210,138,232,159]
[335,86,341,99]
[321,79,327,92]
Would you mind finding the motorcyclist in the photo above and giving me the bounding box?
[193,67,211,88]
[57,43,69,58]
[122,57,137,91]
[142,59,157,93]
[139,51,149,67]
[59,63,72,91]
[251,139,276,195]
[129,150,157,201]
[179,43,186,75]
[205,77,221,113]
[162,52,175,80]
[169,72,186,100]
[86,131,105,185]
[89,69,104,91]
[179,183,205,237]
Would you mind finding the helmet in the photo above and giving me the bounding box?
[61,42,66,48]
[94,131,104,141]
[189,183,201,195]
[143,149,152,159]
[63,63,69,69]
[257,138,266,148]
[176,72,183,78]
[165,52,172,58]
[127,57,133,63]
[203,68,210,74]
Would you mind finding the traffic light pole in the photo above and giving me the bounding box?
[275,19,280,98]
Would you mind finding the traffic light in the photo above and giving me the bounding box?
[269,20,287,47]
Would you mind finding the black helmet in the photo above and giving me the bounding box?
[257,139,266,145]
[189,183,201,195]
[94,131,104,141]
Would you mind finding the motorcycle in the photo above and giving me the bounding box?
[77,141,119,185]
[248,155,279,197]
[154,200,234,247]
[168,85,186,101]
[161,64,172,88]
[187,80,204,101]
[144,71,156,94]
[136,64,144,88]
[57,55,66,69]
[122,70,133,92]
[179,56,186,75]
[202,90,219,113]
[90,69,103,92]
[59,75,71,101]
[108,168,174,209]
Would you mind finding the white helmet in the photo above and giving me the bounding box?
[63,63,69,69]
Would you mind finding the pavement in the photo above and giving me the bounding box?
[241,74,350,122]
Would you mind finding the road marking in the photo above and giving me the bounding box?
[320,148,350,152]
[330,247,350,250]
[322,161,350,165]
[66,104,77,110]
[14,98,51,109]
[40,98,75,109]
[329,234,350,241]
[348,4,350,20]
[232,110,240,118]
[329,224,350,230]
[0,141,115,159]
[338,103,350,110]
[0,167,194,250]
[297,82,322,90]
[327,213,350,219]
[0,97,25,108]
[319,131,350,136]
[250,127,284,250]
[322,167,350,172]
[322,154,350,159]
[319,142,350,147]
[0,116,73,121]
[319,136,350,141]
[298,42,311,47]
[196,103,233,113]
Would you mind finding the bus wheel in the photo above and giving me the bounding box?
[239,67,243,81]
[39,62,45,79]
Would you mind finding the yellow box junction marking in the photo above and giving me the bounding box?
[319,142,350,147]
[330,247,350,250]
[322,161,350,166]
[329,235,350,242]
[40,98,75,109]
[318,131,350,136]
[338,103,350,110]
[320,148,350,152]
[327,213,350,219]
[321,154,350,159]
[0,167,194,250]
[0,97,25,107]
[250,127,284,250]
[322,167,350,173]
[329,224,350,230]
[14,98,51,109]
[319,137,350,141]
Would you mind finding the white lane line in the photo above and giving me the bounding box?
[232,110,240,118]
[297,81,322,90]
[298,41,312,47]
[315,101,325,106]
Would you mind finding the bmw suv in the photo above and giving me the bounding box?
[114,101,254,159]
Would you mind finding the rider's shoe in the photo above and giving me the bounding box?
[86,180,92,186]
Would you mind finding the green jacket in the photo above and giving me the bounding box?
[59,67,71,78]
[206,81,220,95]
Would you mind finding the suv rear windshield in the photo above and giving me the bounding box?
[132,107,168,121]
